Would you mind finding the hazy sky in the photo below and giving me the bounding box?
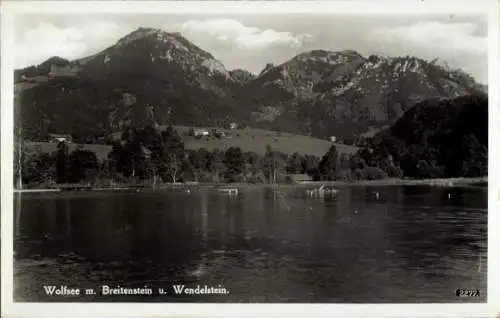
[14,13,488,83]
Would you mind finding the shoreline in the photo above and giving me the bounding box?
[13,177,487,193]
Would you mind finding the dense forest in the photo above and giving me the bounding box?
[14,94,488,188]
[363,94,488,179]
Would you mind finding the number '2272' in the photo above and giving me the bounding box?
[455,289,480,297]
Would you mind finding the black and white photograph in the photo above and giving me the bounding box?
[1,0,499,317]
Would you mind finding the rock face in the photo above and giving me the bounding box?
[14,27,486,142]
[229,69,256,84]
[247,51,484,138]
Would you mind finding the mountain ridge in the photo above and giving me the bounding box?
[14,27,487,143]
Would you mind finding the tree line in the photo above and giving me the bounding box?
[15,125,393,188]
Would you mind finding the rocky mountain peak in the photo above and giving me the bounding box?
[114,27,206,57]
[106,27,232,82]
[115,27,161,47]
[293,49,364,65]
[259,63,276,76]
[252,50,367,98]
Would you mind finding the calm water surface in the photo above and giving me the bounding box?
[14,185,487,302]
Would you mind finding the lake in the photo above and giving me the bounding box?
[13,185,487,302]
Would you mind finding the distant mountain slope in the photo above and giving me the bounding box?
[246,51,485,138]
[15,27,486,143]
[14,56,72,82]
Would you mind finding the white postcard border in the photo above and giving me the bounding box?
[1,1,499,318]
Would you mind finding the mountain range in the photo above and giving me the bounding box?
[14,27,487,143]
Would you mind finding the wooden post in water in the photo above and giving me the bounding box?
[273,156,276,184]
[132,159,135,178]
[201,191,208,244]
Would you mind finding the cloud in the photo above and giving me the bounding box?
[371,21,485,55]
[15,21,122,68]
[370,21,487,82]
[177,19,312,52]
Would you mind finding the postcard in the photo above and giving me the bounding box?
[1,1,499,318]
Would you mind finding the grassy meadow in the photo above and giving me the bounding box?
[26,126,360,160]
[176,126,360,157]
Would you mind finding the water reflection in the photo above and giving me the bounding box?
[14,186,487,303]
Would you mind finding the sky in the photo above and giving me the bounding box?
[14,13,488,83]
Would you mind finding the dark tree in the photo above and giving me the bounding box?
[163,150,184,183]
[460,134,487,177]
[261,145,286,183]
[162,125,184,150]
[317,145,339,180]
[223,147,245,181]
[54,142,70,183]
[20,150,55,186]
[286,152,304,174]
[302,155,320,176]
[187,148,211,181]
[108,143,129,177]
[208,149,226,182]
[68,147,99,183]
[349,153,366,171]
[339,153,351,171]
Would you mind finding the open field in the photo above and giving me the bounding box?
[25,126,360,160]
[179,126,359,156]
[112,125,360,156]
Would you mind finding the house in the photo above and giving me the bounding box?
[328,136,337,143]
[288,173,313,184]
[49,133,72,143]
[193,129,209,137]
[211,129,226,138]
